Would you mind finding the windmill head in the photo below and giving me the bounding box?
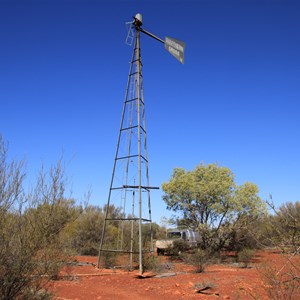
[134,13,143,27]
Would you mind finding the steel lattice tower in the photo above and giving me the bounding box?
[97,13,184,274]
[97,15,157,274]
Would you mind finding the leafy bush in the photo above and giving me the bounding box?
[237,248,254,268]
[264,200,300,252]
[167,239,190,259]
[181,249,208,273]
[142,254,162,272]
[102,251,118,269]
[0,136,79,300]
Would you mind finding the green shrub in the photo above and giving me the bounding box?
[165,239,190,259]
[237,248,254,268]
[142,254,162,272]
[181,249,208,273]
[102,251,118,269]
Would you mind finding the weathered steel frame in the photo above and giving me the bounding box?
[97,18,156,275]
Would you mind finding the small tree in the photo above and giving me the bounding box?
[265,199,300,252]
[253,199,300,299]
[162,163,267,252]
[68,205,104,255]
[0,136,79,299]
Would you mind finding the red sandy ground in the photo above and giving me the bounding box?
[49,250,299,300]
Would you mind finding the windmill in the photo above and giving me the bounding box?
[97,13,185,274]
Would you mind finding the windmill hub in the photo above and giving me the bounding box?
[134,13,143,27]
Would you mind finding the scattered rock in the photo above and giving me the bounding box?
[195,286,220,296]
[134,274,156,279]
[155,272,177,278]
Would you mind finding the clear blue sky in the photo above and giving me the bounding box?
[1,0,299,224]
